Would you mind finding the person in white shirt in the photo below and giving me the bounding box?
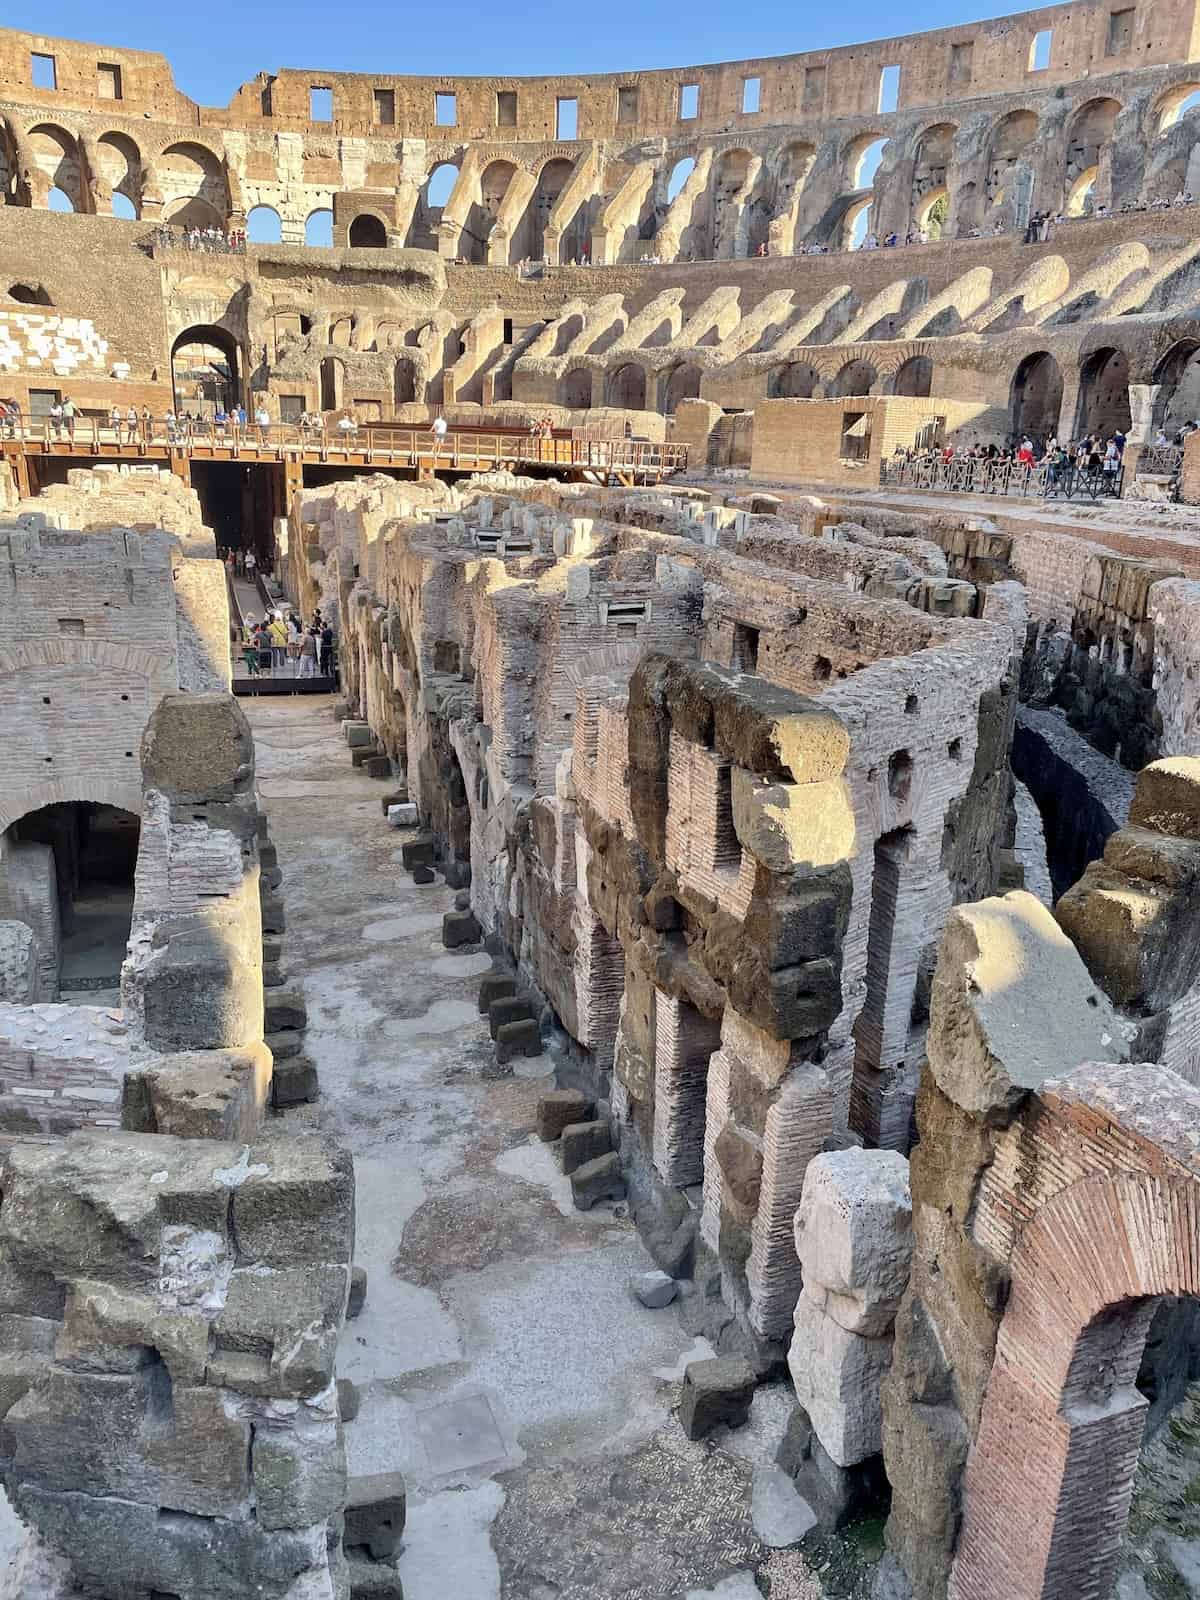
[432,414,448,457]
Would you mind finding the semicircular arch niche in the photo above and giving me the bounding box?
[159,140,227,227]
[170,324,240,414]
[28,123,82,210]
[348,212,387,248]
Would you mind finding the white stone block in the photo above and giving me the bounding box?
[387,802,418,827]
[794,1148,911,1336]
[787,1287,892,1467]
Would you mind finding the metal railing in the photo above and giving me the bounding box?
[879,455,1125,501]
[1,418,688,476]
[1137,445,1184,476]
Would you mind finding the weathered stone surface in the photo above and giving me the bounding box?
[478,974,517,1014]
[339,1375,362,1421]
[536,1089,592,1141]
[401,836,436,869]
[496,1017,542,1062]
[489,995,536,1039]
[412,863,436,884]
[632,1269,678,1309]
[443,909,482,948]
[787,1289,893,1467]
[347,1556,406,1598]
[266,1028,303,1060]
[344,721,373,748]
[265,989,308,1032]
[348,1265,368,1319]
[1128,756,1200,841]
[560,1119,612,1174]
[795,1149,912,1336]
[345,1470,407,1560]
[713,1121,764,1217]
[272,1055,320,1107]
[443,860,471,889]
[142,692,255,805]
[253,1423,345,1531]
[928,890,1128,1124]
[570,1151,627,1210]
[679,1356,756,1439]
[123,1044,272,1142]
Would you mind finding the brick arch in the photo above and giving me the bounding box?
[0,639,170,684]
[950,1094,1200,1600]
[1,779,142,835]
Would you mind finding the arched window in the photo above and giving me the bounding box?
[246,205,282,244]
[47,186,74,213]
[171,325,240,415]
[426,163,459,208]
[851,138,889,190]
[845,197,872,250]
[348,213,387,248]
[111,191,137,220]
[304,209,333,247]
[667,157,696,202]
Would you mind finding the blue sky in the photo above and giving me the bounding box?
[8,0,1031,107]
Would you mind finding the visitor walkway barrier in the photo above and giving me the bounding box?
[879,456,1125,501]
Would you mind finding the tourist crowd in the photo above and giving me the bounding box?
[893,427,1135,489]
[239,606,334,679]
[150,224,246,253]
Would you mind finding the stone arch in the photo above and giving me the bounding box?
[304,208,333,247]
[892,355,933,397]
[319,355,345,411]
[170,324,240,413]
[829,357,877,398]
[348,212,387,248]
[1065,97,1121,209]
[607,362,647,410]
[425,162,459,209]
[329,316,355,349]
[529,156,574,261]
[911,123,956,227]
[159,140,227,227]
[845,134,889,193]
[1154,82,1200,134]
[246,204,282,243]
[985,108,1039,213]
[95,131,142,214]
[661,363,702,415]
[560,368,593,408]
[1152,337,1200,434]
[1066,166,1098,215]
[1009,350,1063,442]
[769,361,820,399]
[951,1146,1200,1600]
[666,156,696,203]
[844,195,873,250]
[28,124,82,211]
[1075,345,1131,438]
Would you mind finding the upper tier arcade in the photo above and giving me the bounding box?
[5,1,1200,263]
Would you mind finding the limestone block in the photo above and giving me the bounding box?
[442,910,482,948]
[412,864,435,884]
[928,891,1127,1124]
[794,1149,912,1336]
[536,1088,592,1141]
[632,1270,678,1309]
[387,802,418,827]
[1128,757,1200,841]
[679,1356,756,1439]
[570,1151,626,1210]
[344,721,373,748]
[252,1422,344,1530]
[731,769,855,872]
[123,1045,272,1142]
[496,1018,542,1062]
[348,1265,368,1319]
[787,1289,892,1467]
[272,1056,320,1107]
[0,922,42,1004]
[141,693,255,806]
[489,995,536,1039]
[560,1119,612,1174]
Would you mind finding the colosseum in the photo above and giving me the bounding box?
[3,2,1200,1597]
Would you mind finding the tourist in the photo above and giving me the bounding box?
[287,612,302,673]
[319,621,334,677]
[1103,437,1122,482]
[298,626,318,678]
[1154,427,1171,449]
[245,548,257,581]
[140,406,152,440]
[125,405,139,444]
[48,398,64,439]
[164,410,178,442]
[268,611,287,671]
[255,402,271,443]
[1016,437,1036,469]
[108,404,121,437]
[337,413,358,438]
[240,616,260,676]
[432,413,448,456]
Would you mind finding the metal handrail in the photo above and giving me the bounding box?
[1,418,688,474]
[879,455,1125,501]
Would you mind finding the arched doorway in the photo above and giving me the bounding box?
[1153,339,1200,436]
[770,362,820,399]
[349,213,387,247]
[608,363,647,410]
[662,363,702,415]
[1009,351,1063,443]
[893,355,934,397]
[530,157,573,260]
[561,368,593,409]
[246,205,282,243]
[830,358,878,397]
[393,358,417,406]
[170,325,240,416]
[3,801,140,1003]
[319,356,344,412]
[1075,347,1131,438]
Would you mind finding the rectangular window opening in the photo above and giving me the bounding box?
[617,85,639,125]
[878,64,901,114]
[373,87,395,125]
[435,92,457,126]
[278,394,305,423]
[949,42,974,84]
[310,85,333,122]
[741,76,761,114]
[260,79,274,117]
[31,53,57,91]
[97,63,122,100]
[803,66,825,109]
[732,622,760,673]
[1029,29,1053,70]
[496,90,517,127]
[556,97,578,140]
[1107,8,1134,54]
[713,765,741,866]
[29,389,60,418]
[679,83,699,120]
[840,409,872,462]
[502,317,513,344]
